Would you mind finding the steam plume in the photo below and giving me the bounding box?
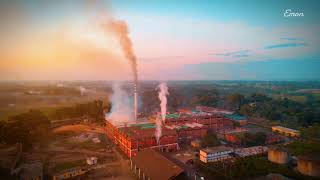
[107,83,133,126]
[101,19,138,121]
[79,86,86,96]
[158,82,169,122]
[155,82,169,144]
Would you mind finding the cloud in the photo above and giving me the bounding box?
[214,50,250,57]
[280,37,304,41]
[233,54,249,58]
[264,43,307,49]
[139,56,184,62]
[183,58,320,81]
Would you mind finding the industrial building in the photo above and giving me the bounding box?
[225,129,283,145]
[105,120,179,158]
[130,149,185,180]
[165,113,234,133]
[271,126,300,137]
[199,146,233,163]
[106,109,235,157]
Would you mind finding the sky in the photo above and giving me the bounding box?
[0,0,319,81]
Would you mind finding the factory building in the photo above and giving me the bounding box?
[165,114,234,133]
[105,120,179,158]
[106,109,235,158]
[199,146,233,163]
[165,122,207,142]
[271,126,300,137]
[225,129,283,145]
[297,154,320,177]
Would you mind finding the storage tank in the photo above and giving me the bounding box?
[268,146,289,164]
[297,154,320,177]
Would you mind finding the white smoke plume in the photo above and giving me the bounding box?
[79,86,86,96]
[158,82,169,122]
[155,116,162,144]
[107,83,133,126]
[155,82,169,144]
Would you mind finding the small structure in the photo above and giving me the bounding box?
[297,154,320,177]
[271,126,300,137]
[268,146,289,165]
[130,149,185,180]
[86,157,98,165]
[19,162,43,180]
[199,146,233,163]
[52,166,87,180]
[92,137,101,143]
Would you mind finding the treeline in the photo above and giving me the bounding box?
[50,100,109,121]
[0,110,50,148]
[141,84,319,128]
[0,100,109,148]
[225,93,320,128]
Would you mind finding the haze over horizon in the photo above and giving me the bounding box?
[1,0,319,81]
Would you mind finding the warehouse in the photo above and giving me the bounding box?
[130,149,185,180]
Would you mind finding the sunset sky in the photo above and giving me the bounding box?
[0,0,319,81]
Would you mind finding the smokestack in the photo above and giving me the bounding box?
[134,83,138,121]
[101,19,138,122]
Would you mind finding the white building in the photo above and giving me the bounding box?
[199,146,233,163]
[86,157,98,165]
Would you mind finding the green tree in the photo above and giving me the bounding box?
[227,93,245,110]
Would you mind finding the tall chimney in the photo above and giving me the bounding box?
[134,83,138,121]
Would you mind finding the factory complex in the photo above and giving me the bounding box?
[105,107,235,158]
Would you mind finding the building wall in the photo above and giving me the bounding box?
[199,149,233,163]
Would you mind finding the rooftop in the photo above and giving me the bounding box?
[223,114,247,121]
[272,126,300,133]
[132,149,184,180]
[118,123,177,139]
[201,146,233,154]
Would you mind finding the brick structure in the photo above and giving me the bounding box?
[105,121,179,158]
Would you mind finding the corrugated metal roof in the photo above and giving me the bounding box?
[132,149,184,180]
